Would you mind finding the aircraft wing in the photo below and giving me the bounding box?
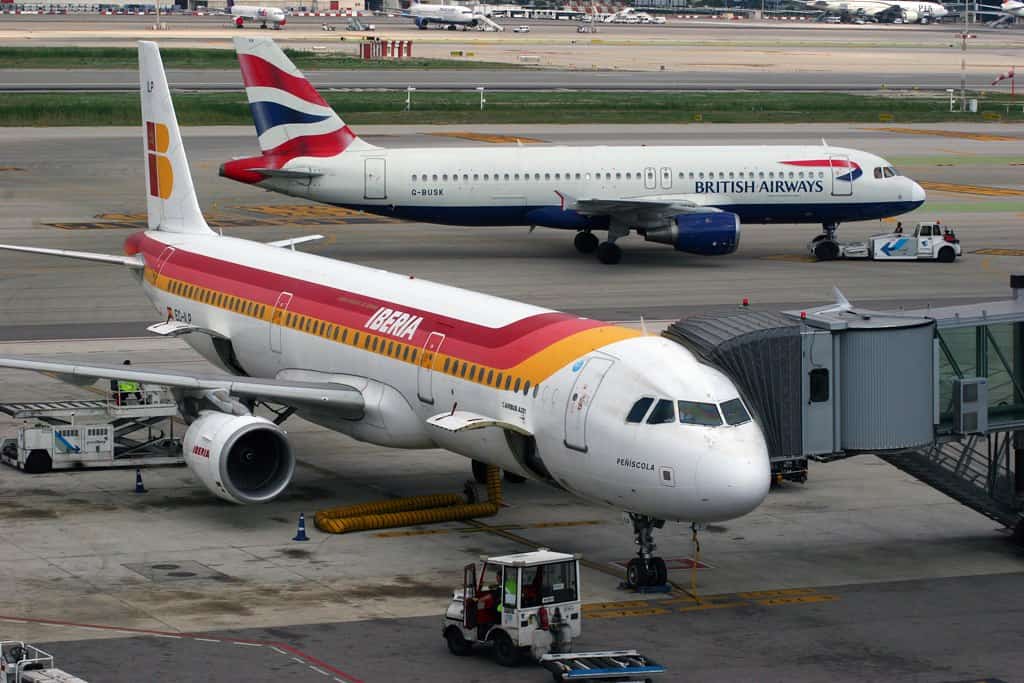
[0,356,364,418]
[556,192,721,222]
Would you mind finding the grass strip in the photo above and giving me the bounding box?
[0,46,517,70]
[2,91,1023,126]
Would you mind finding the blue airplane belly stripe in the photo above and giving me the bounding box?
[249,101,330,136]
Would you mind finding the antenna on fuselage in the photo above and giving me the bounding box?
[640,315,649,335]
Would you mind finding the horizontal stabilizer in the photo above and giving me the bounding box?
[266,234,325,249]
[251,167,324,179]
[427,410,532,436]
[0,244,144,268]
[146,321,226,338]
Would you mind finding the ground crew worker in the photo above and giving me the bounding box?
[116,360,142,405]
[499,569,517,613]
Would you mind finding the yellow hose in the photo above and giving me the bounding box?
[315,464,503,534]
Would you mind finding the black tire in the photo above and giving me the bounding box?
[937,246,955,263]
[652,557,668,586]
[574,231,598,254]
[492,631,521,667]
[471,459,489,484]
[596,241,622,265]
[24,449,52,474]
[445,627,473,656]
[814,240,840,261]
[503,470,527,484]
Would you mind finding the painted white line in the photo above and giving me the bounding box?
[76,627,107,632]
[194,638,220,643]
[233,641,262,647]
[292,657,306,664]
[2,619,28,624]
[152,634,182,639]
[270,646,287,656]
[310,666,329,676]
[334,678,346,683]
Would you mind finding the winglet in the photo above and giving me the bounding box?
[832,286,852,311]
[138,41,214,235]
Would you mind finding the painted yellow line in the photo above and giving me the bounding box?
[920,181,1024,197]
[0,166,25,172]
[868,127,1018,142]
[676,600,748,613]
[736,588,820,599]
[974,248,1024,256]
[586,607,673,619]
[585,600,658,611]
[427,132,547,144]
[373,519,604,538]
[756,594,838,606]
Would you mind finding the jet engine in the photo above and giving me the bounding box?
[415,16,429,28]
[643,212,740,255]
[183,411,294,504]
[903,9,919,21]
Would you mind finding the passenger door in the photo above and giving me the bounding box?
[564,356,614,452]
[644,167,657,190]
[660,167,673,190]
[417,332,445,404]
[364,158,387,200]
[829,154,853,197]
[269,291,293,354]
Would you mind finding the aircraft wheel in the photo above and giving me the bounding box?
[937,246,956,263]
[813,240,840,261]
[471,459,489,484]
[574,231,598,254]
[24,449,52,474]
[626,558,658,587]
[652,557,668,586]
[596,241,622,265]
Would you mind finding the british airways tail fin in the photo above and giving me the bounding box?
[138,41,214,235]
[231,36,376,160]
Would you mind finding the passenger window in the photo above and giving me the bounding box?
[488,370,495,385]
[372,337,379,351]
[411,174,417,181]
[513,378,522,393]
[647,399,675,424]
[496,373,503,387]
[460,362,468,377]
[443,358,451,372]
[626,397,654,423]
[341,329,348,343]
[720,398,751,426]
[523,380,531,395]
[678,401,722,427]
[469,366,476,381]
[473,174,479,181]
[387,342,395,356]
[504,376,512,390]
[353,332,360,345]
[809,368,829,402]
[432,174,438,181]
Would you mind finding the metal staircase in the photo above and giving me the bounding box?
[879,431,1023,529]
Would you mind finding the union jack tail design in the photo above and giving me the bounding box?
[992,66,1015,86]
[232,36,375,163]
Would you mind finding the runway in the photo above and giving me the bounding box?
[1,122,1023,681]
[0,66,1004,91]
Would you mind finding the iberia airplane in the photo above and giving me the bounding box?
[227,0,286,29]
[0,42,770,588]
[220,37,926,264]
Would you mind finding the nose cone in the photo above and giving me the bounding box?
[694,427,771,521]
[910,179,926,207]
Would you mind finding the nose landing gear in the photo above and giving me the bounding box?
[624,513,668,589]
[811,222,841,261]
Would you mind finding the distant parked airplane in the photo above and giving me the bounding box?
[805,0,949,22]
[227,0,287,29]
[404,1,479,29]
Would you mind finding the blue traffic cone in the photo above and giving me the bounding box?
[292,513,309,542]
[134,468,147,494]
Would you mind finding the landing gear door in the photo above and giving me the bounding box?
[417,332,445,404]
[270,291,293,354]
[830,154,854,197]
[364,158,387,200]
[564,356,614,453]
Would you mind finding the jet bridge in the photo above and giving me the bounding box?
[664,275,1024,539]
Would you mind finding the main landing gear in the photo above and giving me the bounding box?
[573,230,623,265]
[624,513,668,589]
[810,222,841,261]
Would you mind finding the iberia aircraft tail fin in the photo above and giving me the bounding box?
[138,40,214,235]
[221,36,376,185]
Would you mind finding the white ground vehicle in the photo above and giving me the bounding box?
[512,24,530,31]
[443,550,582,666]
[442,550,666,678]
[810,221,961,262]
[0,642,87,683]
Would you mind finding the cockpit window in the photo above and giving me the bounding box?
[678,401,722,427]
[882,167,896,178]
[720,398,752,426]
[888,166,901,176]
[873,167,884,179]
[626,397,654,423]
[646,399,676,424]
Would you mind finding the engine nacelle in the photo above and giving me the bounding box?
[415,16,428,28]
[644,212,741,255]
[183,411,294,504]
[903,9,919,21]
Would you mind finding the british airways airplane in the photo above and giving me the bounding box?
[0,41,770,588]
[220,37,926,264]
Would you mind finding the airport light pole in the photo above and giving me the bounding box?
[406,86,415,111]
[947,88,956,112]
[477,86,486,110]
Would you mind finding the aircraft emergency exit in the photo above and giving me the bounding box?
[0,41,771,588]
[220,37,926,264]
